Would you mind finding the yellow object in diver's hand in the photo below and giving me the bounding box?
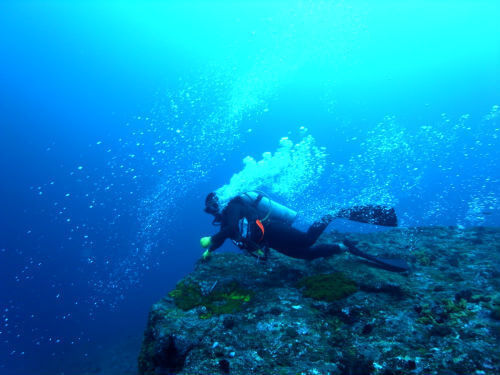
[200,236,212,248]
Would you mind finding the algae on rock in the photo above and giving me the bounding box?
[169,280,253,318]
[296,272,357,301]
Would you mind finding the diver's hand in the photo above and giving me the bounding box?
[255,249,265,257]
[200,236,212,249]
[202,249,211,261]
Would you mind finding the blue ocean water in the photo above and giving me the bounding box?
[0,1,499,374]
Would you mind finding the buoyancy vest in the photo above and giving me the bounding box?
[233,217,265,249]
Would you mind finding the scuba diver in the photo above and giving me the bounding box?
[200,191,409,272]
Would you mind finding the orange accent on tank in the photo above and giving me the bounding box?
[255,219,265,242]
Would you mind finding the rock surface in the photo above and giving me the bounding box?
[138,226,500,375]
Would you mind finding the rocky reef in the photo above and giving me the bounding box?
[138,226,500,375]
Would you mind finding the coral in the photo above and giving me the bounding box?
[138,227,500,375]
[296,272,357,302]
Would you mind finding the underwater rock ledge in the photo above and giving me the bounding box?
[138,226,500,375]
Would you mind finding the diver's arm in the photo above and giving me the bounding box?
[208,229,229,251]
[208,203,241,252]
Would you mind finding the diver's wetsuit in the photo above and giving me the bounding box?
[263,220,343,260]
[209,196,261,251]
[208,196,342,260]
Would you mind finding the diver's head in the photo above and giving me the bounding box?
[204,192,220,216]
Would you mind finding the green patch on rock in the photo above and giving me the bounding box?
[416,299,475,326]
[444,298,475,322]
[168,281,204,310]
[296,272,357,302]
[413,249,434,266]
[325,316,344,331]
[444,298,467,314]
[169,280,253,318]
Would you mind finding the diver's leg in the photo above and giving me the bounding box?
[304,215,334,246]
[307,243,345,259]
[277,243,344,260]
[265,221,312,248]
[265,215,333,249]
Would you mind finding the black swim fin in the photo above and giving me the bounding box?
[368,257,410,272]
[343,240,409,272]
[336,205,398,227]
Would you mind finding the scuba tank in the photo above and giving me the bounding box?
[240,191,297,224]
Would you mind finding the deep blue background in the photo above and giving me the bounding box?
[0,1,499,374]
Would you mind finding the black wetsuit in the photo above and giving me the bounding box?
[208,196,342,260]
